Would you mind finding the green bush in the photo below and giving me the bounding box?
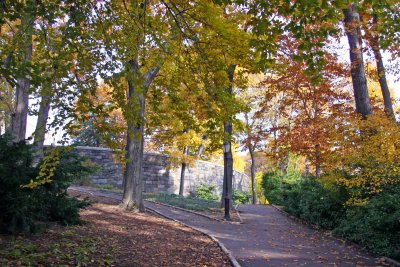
[195,184,219,201]
[283,180,348,229]
[35,150,94,225]
[262,172,286,205]
[233,190,250,204]
[280,182,302,215]
[334,187,400,259]
[0,135,38,232]
[276,173,399,260]
[0,134,93,233]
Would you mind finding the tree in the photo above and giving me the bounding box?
[3,2,34,141]
[245,0,399,117]
[85,1,250,211]
[328,112,400,203]
[1,0,98,152]
[0,82,13,134]
[237,73,269,204]
[360,7,395,117]
[343,4,372,117]
[259,35,352,177]
[71,83,126,149]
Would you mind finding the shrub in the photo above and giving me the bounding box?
[0,135,38,232]
[195,184,219,201]
[263,165,399,260]
[0,134,93,233]
[233,190,251,204]
[262,172,285,205]
[283,180,348,229]
[35,150,93,225]
[334,187,400,260]
[280,183,302,215]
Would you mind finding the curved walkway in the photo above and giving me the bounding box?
[70,186,390,267]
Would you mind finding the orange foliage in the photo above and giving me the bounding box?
[258,35,352,176]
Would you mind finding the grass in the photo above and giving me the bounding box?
[89,185,221,212]
[143,193,221,211]
[96,184,123,193]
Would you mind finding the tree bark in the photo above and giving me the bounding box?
[315,144,321,178]
[122,78,146,212]
[343,5,372,117]
[197,135,207,157]
[197,144,204,157]
[249,146,257,204]
[11,15,33,141]
[33,94,51,162]
[179,146,189,196]
[305,156,310,176]
[221,64,235,210]
[121,60,160,212]
[368,16,394,117]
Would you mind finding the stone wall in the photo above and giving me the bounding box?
[74,146,249,195]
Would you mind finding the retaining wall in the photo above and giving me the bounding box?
[74,146,249,195]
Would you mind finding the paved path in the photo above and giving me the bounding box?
[70,186,388,267]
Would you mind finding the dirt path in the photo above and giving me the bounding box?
[70,186,390,267]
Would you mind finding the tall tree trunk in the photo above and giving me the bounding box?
[279,155,289,174]
[244,112,257,204]
[197,135,207,157]
[33,94,51,163]
[249,146,257,204]
[122,80,146,212]
[197,144,204,156]
[221,64,235,210]
[343,5,372,117]
[121,60,160,212]
[367,15,394,117]
[179,146,189,196]
[11,15,33,141]
[304,156,310,176]
[372,41,393,117]
[315,144,321,178]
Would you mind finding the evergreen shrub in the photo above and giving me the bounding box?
[0,133,93,233]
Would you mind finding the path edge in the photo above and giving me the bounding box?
[382,257,400,267]
[144,199,223,222]
[69,186,241,267]
[145,206,242,267]
[145,199,243,224]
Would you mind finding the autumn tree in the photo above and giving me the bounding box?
[360,3,399,118]
[1,1,34,141]
[236,73,269,204]
[0,0,97,160]
[146,79,216,196]
[259,35,352,177]
[245,0,398,118]
[81,0,250,211]
[71,83,126,149]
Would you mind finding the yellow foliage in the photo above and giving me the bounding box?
[163,129,209,168]
[327,111,400,202]
[23,147,72,189]
[255,171,268,204]
[233,150,246,173]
